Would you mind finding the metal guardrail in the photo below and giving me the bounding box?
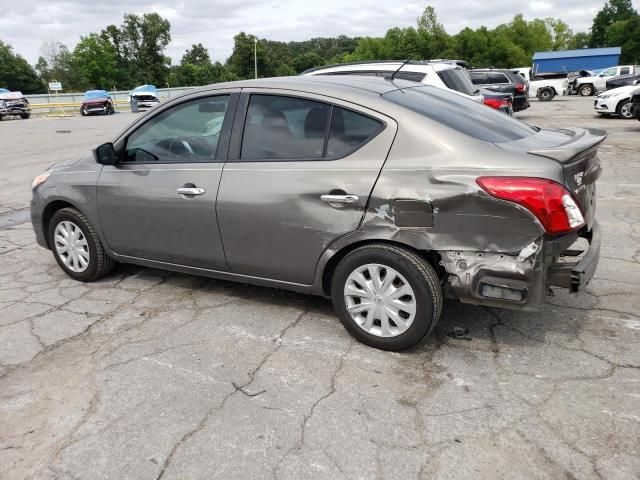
[25,86,200,114]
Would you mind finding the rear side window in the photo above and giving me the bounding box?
[620,67,630,75]
[240,95,384,161]
[384,86,536,143]
[394,72,426,82]
[436,68,477,95]
[487,72,510,84]
[241,95,329,160]
[327,107,384,157]
[469,72,486,85]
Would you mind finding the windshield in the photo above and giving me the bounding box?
[384,85,537,143]
[436,68,478,96]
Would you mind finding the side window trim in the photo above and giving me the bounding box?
[119,92,239,165]
[227,91,386,163]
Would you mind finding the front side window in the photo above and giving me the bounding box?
[240,95,384,161]
[124,95,230,163]
[600,67,617,77]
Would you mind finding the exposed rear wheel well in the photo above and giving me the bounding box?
[321,239,443,296]
[42,200,77,248]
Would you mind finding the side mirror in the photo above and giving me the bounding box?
[95,142,117,165]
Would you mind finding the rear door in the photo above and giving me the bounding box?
[216,90,397,284]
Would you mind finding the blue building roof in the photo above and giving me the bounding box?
[533,47,621,60]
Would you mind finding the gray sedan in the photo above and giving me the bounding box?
[31,76,603,350]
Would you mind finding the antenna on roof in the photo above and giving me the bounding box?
[386,59,411,81]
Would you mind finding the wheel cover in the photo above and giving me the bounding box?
[581,86,592,95]
[621,102,632,118]
[344,263,417,338]
[54,221,90,273]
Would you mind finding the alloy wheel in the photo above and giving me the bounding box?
[343,263,417,337]
[620,102,633,118]
[54,221,90,273]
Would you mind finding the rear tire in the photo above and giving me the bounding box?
[617,99,633,119]
[331,244,443,351]
[49,207,115,282]
[80,107,87,116]
[537,88,555,102]
[579,84,594,96]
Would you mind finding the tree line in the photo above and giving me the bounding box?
[1,0,638,94]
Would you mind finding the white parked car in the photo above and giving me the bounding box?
[575,65,638,96]
[593,85,638,119]
[511,67,568,101]
[303,60,484,104]
[127,85,160,110]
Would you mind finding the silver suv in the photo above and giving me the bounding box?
[31,76,602,350]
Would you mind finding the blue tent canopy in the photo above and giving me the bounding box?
[84,90,110,99]
[131,85,157,94]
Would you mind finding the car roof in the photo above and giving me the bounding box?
[189,74,424,97]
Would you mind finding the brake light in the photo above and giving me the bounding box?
[476,177,585,234]
[483,97,511,109]
[514,83,527,93]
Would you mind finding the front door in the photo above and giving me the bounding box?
[216,91,397,284]
[97,92,237,270]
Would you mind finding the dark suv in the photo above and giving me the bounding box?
[469,69,530,112]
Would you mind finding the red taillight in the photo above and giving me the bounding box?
[483,97,511,109]
[476,177,585,234]
[514,83,527,93]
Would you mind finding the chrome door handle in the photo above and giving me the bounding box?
[177,187,205,196]
[321,194,359,204]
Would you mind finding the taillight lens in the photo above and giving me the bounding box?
[476,177,585,234]
[483,97,511,109]
[514,83,527,93]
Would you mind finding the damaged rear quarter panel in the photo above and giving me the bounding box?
[316,111,563,308]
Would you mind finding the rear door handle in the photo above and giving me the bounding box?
[321,194,359,204]
[177,187,205,196]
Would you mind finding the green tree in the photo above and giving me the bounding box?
[37,41,78,89]
[181,43,210,66]
[291,52,324,72]
[417,6,454,58]
[71,34,118,90]
[606,16,640,63]
[590,0,638,47]
[0,40,42,93]
[101,13,171,87]
[567,32,591,49]
[227,33,264,78]
[544,18,574,50]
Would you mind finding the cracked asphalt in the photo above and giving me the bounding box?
[1,98,639,480]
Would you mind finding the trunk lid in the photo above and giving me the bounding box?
[497,127,606,230]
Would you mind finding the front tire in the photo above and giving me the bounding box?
[80,107,87,116]
[49,208,115,282]
[617,99,633,119]
[579,84,594,96]
[331,244,443,351]
[21,113,30,119]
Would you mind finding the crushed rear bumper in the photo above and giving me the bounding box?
[440,222,600,310]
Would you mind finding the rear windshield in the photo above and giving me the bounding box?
[436,68,478,96]
[384,86,537,143]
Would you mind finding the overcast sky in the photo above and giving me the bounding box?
[1,0,637,65]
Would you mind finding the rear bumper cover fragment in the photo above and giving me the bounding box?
[547,222,600,292]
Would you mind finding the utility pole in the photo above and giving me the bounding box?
[254,37,258,79]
